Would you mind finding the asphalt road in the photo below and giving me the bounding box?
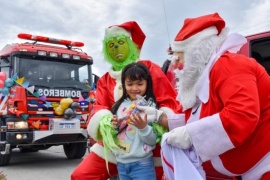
[0,146,88,180]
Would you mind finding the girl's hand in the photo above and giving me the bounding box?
[129,112,147,129]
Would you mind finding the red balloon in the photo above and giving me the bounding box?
[0,80,4,88]
[0,72,7,81]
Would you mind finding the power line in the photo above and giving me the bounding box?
[234,19,270,34]
[162,0,171,47]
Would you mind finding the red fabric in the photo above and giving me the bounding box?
[174,12,225,41]
[261,172,270,180]
[108,21,145,50]
[155,166,164,180]
[71,152,118,180]
[186,53,270,174]
[161,151,174,173]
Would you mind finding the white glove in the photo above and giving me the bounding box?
[136,105,164,123]
[167,126,192,149]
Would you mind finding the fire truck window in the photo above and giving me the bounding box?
[0,67,9,77]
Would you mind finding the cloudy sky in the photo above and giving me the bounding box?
[1,0,270,77]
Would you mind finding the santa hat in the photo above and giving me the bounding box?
[104,21,146,50]
[173,12,225,52]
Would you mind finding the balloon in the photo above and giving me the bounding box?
[64,108,74,119]
[70,102,79,110]
[1,87,9,96]
[4,78,14,87]
[55,107,64,115]
[0,72,7,81]
[0,80,4,89]
[60,98,73,109]
[72,111,77,118]
[51,102,59,110]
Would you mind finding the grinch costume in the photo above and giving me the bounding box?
[162,13,270,180]
[71,21,181,180]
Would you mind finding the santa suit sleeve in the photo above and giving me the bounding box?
[139,60,182,113]
[87,73,115,141]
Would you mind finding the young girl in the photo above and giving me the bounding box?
[108,62,160,180]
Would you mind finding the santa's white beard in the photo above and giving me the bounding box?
[175,30,228,110]
[175,56,205,111]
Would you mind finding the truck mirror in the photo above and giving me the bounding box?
[92,74,99,84]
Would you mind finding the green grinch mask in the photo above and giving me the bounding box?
[103,35,140,71]
[106,37,130,62]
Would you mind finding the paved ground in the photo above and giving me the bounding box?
[0,146,87,180]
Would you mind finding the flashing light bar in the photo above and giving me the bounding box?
[17,33,84,47]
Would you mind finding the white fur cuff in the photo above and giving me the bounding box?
[87,109,112,141]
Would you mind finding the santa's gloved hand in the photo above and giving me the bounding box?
[167,126,192,149]
[136,105,164,123]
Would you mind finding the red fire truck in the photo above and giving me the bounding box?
[0,33,96,166]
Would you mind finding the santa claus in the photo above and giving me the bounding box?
[161,12,270,180]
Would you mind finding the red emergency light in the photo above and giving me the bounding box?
[17,33,84,47]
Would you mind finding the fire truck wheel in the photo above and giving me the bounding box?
[0,147,11,166]
[63,142,87,159]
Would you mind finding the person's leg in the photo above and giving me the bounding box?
[71,152,118,180]
[130,157,156,180]
[117,162,132,180]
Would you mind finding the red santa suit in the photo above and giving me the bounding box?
[185,52,270,179]
[167,13,270,180]
[71,60,181,180]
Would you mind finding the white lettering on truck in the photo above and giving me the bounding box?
[38,89,81,97]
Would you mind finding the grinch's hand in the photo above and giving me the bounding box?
[111,115,123,130]
[111,115,118,128]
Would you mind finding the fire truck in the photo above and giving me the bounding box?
[0,33,96,166]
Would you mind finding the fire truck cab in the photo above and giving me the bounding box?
[0,33,95,166]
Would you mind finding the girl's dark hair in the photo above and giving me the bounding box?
[111,62,157,114]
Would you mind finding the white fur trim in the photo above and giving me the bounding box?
[211,152,270,179]
[242,152,270,180]
[90,143,117,164]
[173,26,218,52]
[186,113,234,162]
[108,68,123,101]
[210,156,238,176]
[108,67,122,79]
[105,26,131,38]
[87,109,112,141]
[159,107,174,113]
